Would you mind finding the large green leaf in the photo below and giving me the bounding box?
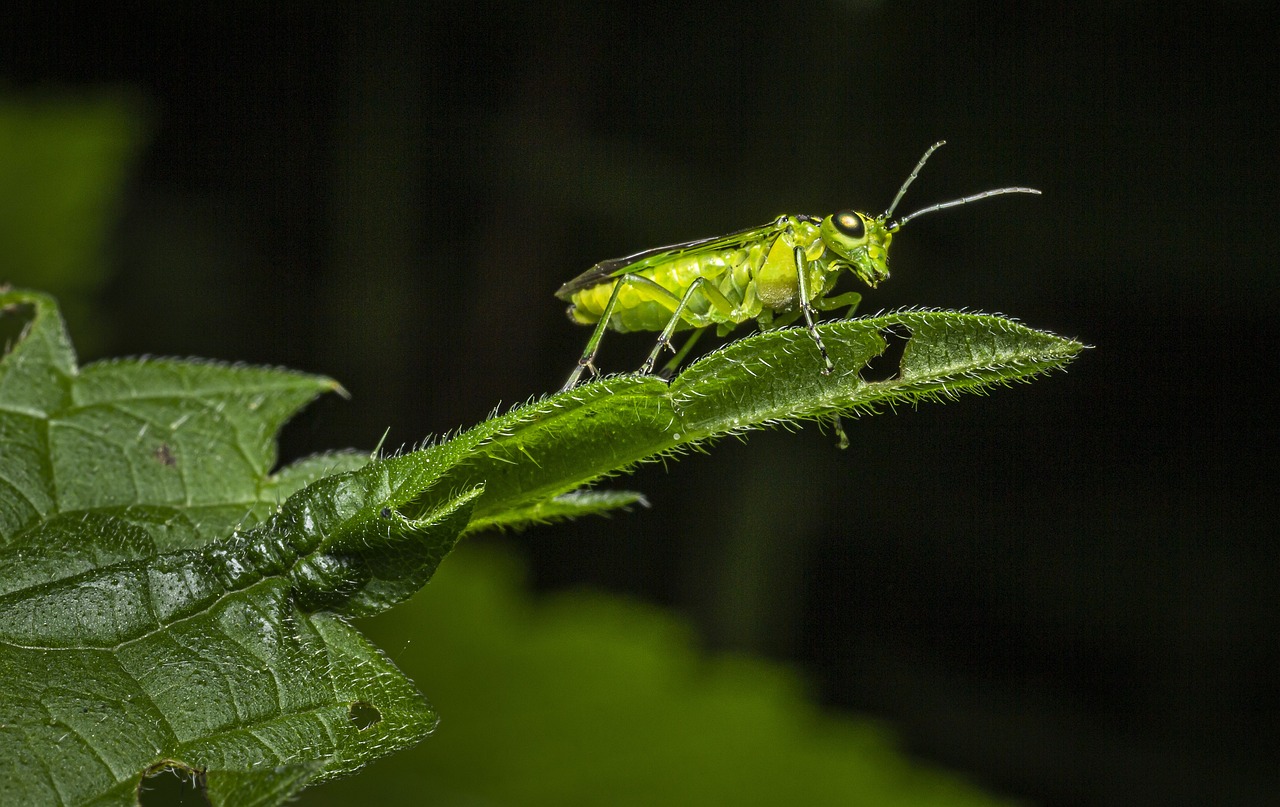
[0,288,1083,805]
[0,290,472,805]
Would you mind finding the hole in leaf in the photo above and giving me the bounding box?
[858,327,910,383]
[349,700,382,730]
[137,760,210,807]
[0,301,35,360]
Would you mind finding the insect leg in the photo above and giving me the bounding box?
[659,327,707,377]
[830,416,851,450]
[765,308,803,329]
[793,246,834,374]
[814,291,863,318]
[562,274,692,391]
[563,277,628,391]
[639,277,735,374]
[812,291,863,448]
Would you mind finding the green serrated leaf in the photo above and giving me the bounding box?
[0,292,477,805]
[0,288,342,548]
[413,311,1084,528]
[90,758,319,807]
[201,760,321,807]
[0,454,476,804]
[466,488,649,533]
[0,289,1083,804]
[265,450,372,503]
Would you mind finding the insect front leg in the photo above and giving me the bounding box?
[814,291,863,319]
[810,290,862,450]
[793,246,834,374]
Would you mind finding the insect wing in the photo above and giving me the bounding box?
[555,221,785,300]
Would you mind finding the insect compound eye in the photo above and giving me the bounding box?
[832,210,866,239]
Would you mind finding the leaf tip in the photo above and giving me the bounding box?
[328,378,352,399]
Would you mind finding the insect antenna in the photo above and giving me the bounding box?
[890,186,1041,230]
[883,140,947,220]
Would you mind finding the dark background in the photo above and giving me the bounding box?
[5,2,1275,805]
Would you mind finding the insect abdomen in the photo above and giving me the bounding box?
[568,246,762,333]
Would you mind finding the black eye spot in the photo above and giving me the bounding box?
[832,210,865,238]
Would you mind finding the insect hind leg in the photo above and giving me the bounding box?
[563,274,695,391]
[657,328,707,378]
[640,277,737,374]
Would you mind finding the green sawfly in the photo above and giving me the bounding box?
[557,141,1039,390]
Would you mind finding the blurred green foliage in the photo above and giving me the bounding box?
[0,90,145,349]
[305,542,1015,807]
